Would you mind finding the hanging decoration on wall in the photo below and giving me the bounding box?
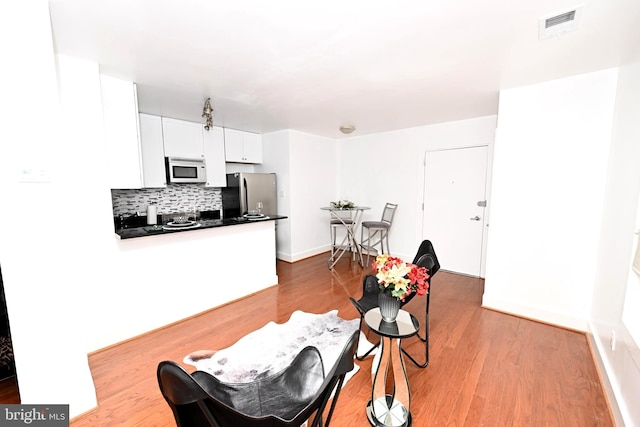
[202,98,214,131]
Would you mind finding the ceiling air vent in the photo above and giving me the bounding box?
[539,5,583,40]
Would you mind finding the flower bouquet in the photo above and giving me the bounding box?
[373,254,429,321]
[330,199,355,209]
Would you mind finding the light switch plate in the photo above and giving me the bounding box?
[19,167,51,183]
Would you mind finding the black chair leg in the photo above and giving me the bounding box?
[355,316,380,360]
[320,375,346,427]
[401,313,429,368]
[356,341,379,361]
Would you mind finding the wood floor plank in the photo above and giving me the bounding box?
[0,376,19,403]
[0,254,613,426]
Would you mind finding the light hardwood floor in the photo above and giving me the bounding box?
[1,253,613,426]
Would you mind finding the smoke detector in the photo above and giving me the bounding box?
[539,5,583,40]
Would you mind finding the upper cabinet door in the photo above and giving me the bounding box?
[100,75,143,189]
[242,131,262,163]
[224,128,262,163]
[162,117,205,159]
[138,114,167,188]
[203,126,226,187]
[223,128,245,162]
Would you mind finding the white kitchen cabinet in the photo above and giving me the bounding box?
[101,75,143,189]
[162,117,205,159]
[138,114,167,188]
[224,128,262,163]
[242,131,263,163]
[203,126,227,187]
[223,128,244,161]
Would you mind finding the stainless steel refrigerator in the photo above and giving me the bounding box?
[222,172,277,218]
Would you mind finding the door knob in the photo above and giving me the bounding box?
[470,216,481,221]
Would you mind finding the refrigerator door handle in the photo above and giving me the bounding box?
[243,178,249,214]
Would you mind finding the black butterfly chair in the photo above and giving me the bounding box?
[158,330,359,427]
[349,240,440,368]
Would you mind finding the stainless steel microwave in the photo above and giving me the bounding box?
[165,157,207,183]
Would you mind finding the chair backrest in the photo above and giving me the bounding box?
[197,346,325,425]
[158,331,359,427]
[412,240,440,279]
[397,240,439,307]
[380,203,398,225]
[403,240,439,310]
[350,275,380,315]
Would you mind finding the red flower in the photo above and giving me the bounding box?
[373,254,430,300]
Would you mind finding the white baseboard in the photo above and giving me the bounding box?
[586,324,625,426]
[278,245,332,263]
[481,296,588,331]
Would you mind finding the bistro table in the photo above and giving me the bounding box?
[320,206,370,269]
[364,308,420,427]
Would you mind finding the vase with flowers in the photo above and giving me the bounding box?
[330,199,355,209]
[373,254,430,322]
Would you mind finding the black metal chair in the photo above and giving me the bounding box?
[350,240,440,368]
[158,330,359,427]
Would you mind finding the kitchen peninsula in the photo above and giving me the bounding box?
[111,214,287,349]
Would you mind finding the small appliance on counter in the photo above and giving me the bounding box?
[146,204,157,225]
[115,213,149,230]
[222,172,277,219]
[200,210,222,220]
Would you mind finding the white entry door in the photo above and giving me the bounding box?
[422,146,489,277]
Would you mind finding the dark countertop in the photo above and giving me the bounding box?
[115,215,287,240]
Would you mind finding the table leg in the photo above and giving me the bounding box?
[350,209,365,266]
[367,337,411,426]
[327,209,365,269]
[328,224,352,269]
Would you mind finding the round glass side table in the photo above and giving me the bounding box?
[364,308,419,427]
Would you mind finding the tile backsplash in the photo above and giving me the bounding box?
[111,185,222,217]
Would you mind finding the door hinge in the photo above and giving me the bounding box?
[477,200,487,207]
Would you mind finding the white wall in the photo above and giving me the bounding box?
[0,3,99,416]
[590,57,640,426]
[261,130,338,262]
[338,116,497,262]
[622,195,640,345]
[261,130,292,259]
[263,114,497,267]
[483,69,618,331]
[289,131,338,261]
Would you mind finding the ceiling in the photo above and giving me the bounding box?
[47,0,640,139]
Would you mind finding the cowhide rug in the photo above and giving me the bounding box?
[184,310,373,384]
